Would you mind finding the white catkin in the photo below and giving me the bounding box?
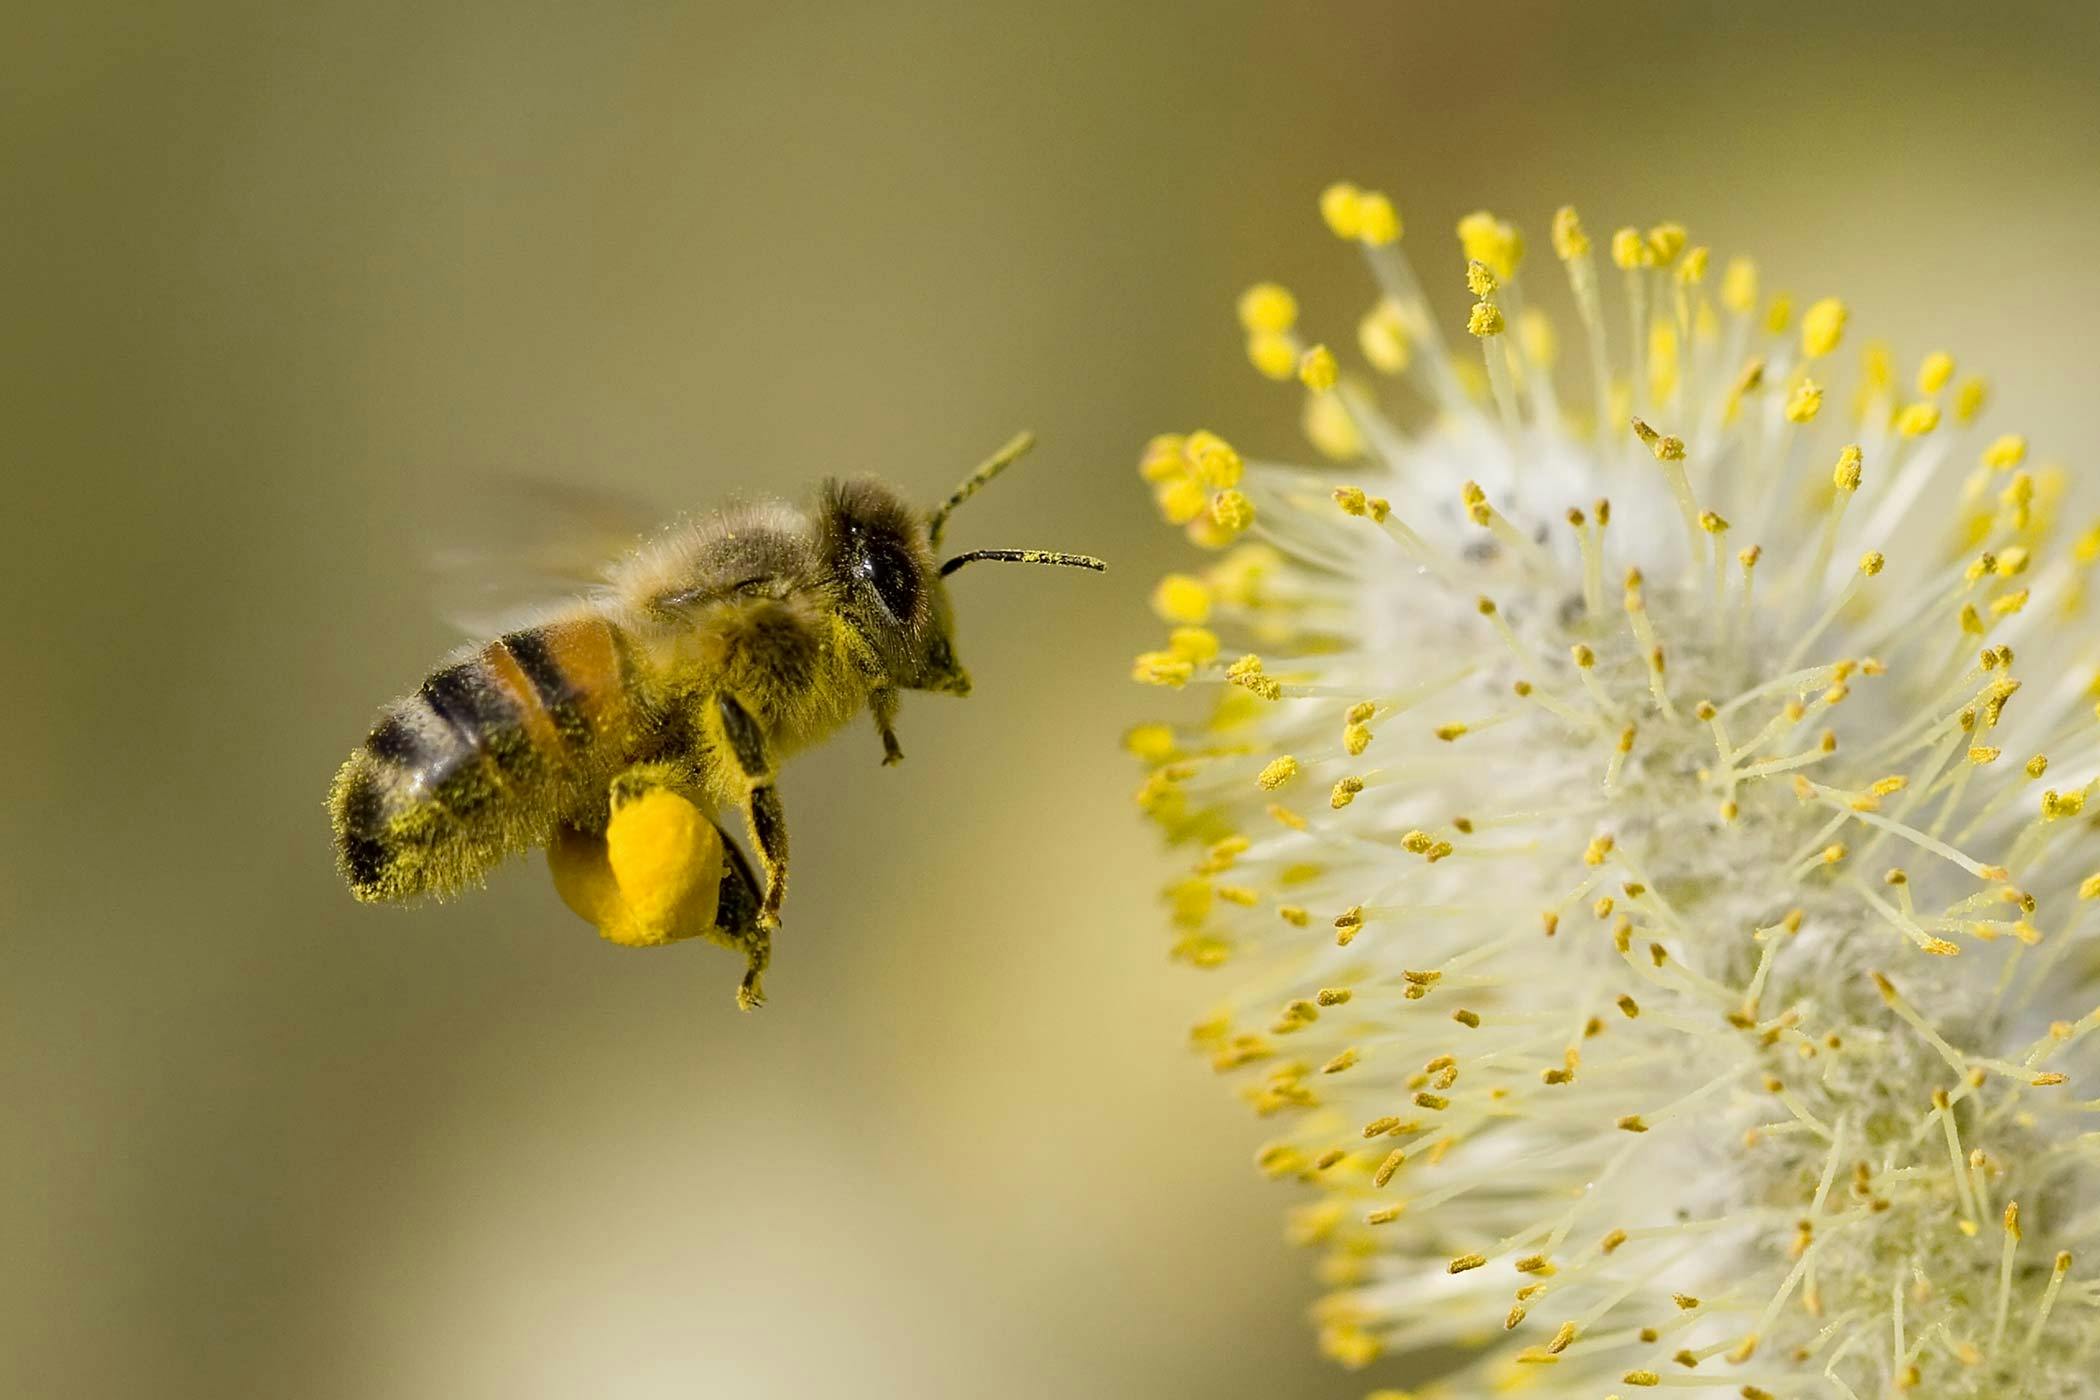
[1131,193,2100,1399]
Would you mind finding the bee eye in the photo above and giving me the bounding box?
[863,539,920,622]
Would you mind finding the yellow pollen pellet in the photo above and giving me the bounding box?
[1298,343,1338,392]
[1235,282,1298,335]
[1896,401,1941,437]
[1467,301,1504,337]
[1256,755,1298,790]
[1801,297,1847,357]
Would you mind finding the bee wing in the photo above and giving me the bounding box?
[428,473,672,639]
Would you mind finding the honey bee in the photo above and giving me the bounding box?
[329,432,1101,1007]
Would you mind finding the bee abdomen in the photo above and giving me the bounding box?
[331,615,636,902]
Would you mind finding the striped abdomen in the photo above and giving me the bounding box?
[331,615,639,902]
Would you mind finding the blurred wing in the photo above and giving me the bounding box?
[429,474,672,639]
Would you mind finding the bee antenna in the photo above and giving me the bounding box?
[939,548,1107,579]
[927,430,1036,548]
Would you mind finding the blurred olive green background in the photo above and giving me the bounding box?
[6,2,2098,1396]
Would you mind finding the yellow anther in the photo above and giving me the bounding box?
[1630,417,1685,461]
[1676,245,1709,285]
[1318,182,1364,239]
[1226,653,1281,701]
[1236,283,1298,334]
[1551,205,1589,260]
[1132,651,1194,688]
[1468,301,1505,337]
[1917,351,1955,394]
[1739,544,1762,569]
[1860,551,1885,576]
[1256,755,1299,790]
[1571,643,1596,669]
[1801,297,1847,358]
[1833,445,1864,492]
[1330,776,1364,809]
[1185,429,1243,487]
[1584,833,1615,866]
[1784,378,1824,422]
[1298,344,1338,392]
[1955,376,1989,421]
[1211,489,1255,533]
[1150,573,1213,624]
[1356,191,1401,246]
[1246,330,1297,381]
[2079,874,2100,900]
[1610,227,1652,270]
[1645,223,1687,264]
[1322,1046,1361,1074]
[1465,258,1497,298]
[1168,627,1219,664]
[1983,434,2027,470]
[1517,306,1557,369]
[1457,210,1522,280]
[1447,1253,1488,1274]
[1765,293,1794,334]
[1122,723,1176,763]
[1699,510,1729,534]
[1896,402,1941,437]
[1358,301,1411,374]
[1722,256,1758,314]
[1434,723,1469,742]
[1343,723,1372,756]
[1137,433,1190,483]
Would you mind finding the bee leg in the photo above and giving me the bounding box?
[713,833,771,1011]
[712,692,788,928]
[871,686,905,766]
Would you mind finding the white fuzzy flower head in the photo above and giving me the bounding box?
[1130,186,2100,1397]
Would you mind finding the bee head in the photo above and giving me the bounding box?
[818,477,971,695]
[821,432,1104,699]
